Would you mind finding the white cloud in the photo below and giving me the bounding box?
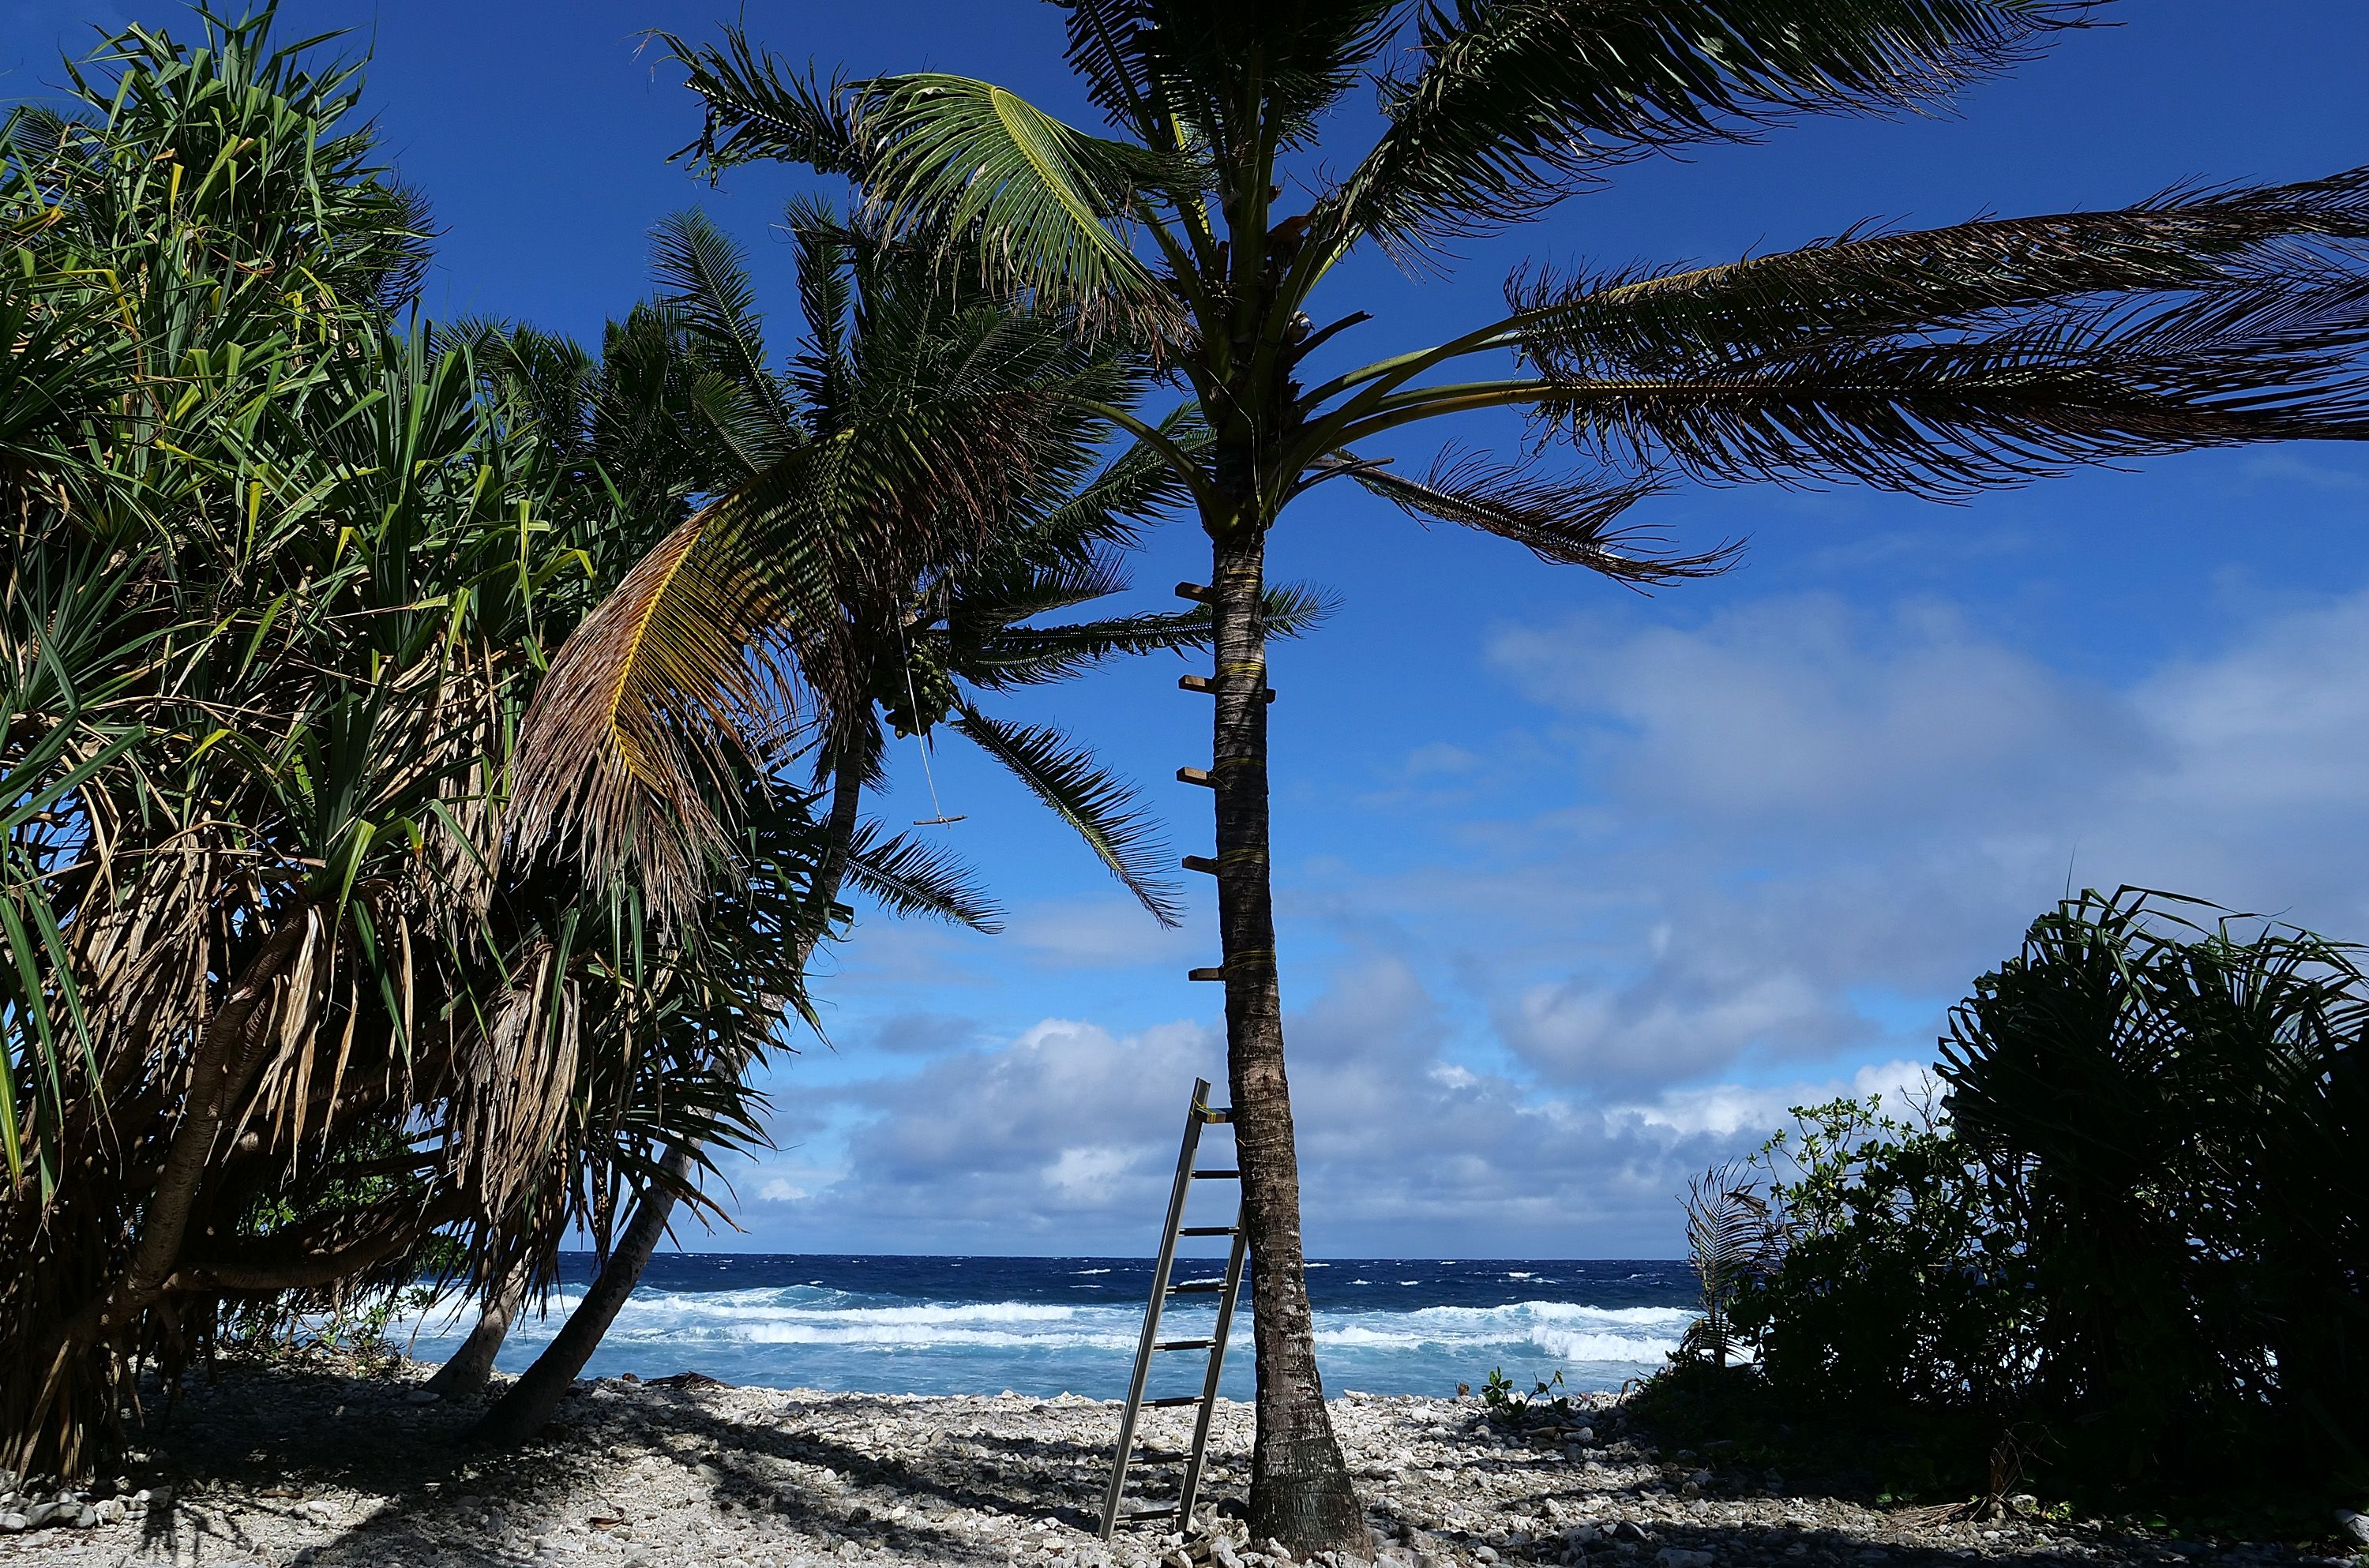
[728,582,2369,1259]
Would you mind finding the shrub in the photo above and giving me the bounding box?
[1679,889,2369,1509]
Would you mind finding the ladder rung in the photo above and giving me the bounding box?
[1155,1338,1216,1352]
[1182,854,1218,875]
[1196,1108,1232,1124]
[1188,967,1226,981]
[1147,1394,1203,1408]
[1176,766,1215,787]
[1178,674,1277,703]
[1169,1281,1226,1295]
[1191,1168,1238,1179]
[1177,1225,1237,1236]
[1174,582,1211,604]
[1127,1504,1178,1519]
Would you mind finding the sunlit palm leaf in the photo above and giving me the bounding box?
[950,699,1183,926]
[847,73,1175,321]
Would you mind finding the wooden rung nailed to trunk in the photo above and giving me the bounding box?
[1178,673,1276,702]
[1187,966,1226,981]
[1175,581,1214,603]
[1176,767,1215,787]
[1182,855,1219,875]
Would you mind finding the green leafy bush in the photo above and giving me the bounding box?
[1677,888,2369,1511]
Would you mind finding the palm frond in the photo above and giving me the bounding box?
[950,699,1182,927]
[667,28,862,177]
[1057,0,1166,140]
[841,819,1004,931]
[1515,273,2369,498]
[1074,0,1399,160]
[509,457,831,914]
[1027,403,1211,560]
[845,73,1175,323]
[786,194,859,420]
[1683,1160,1780,1366]
[1351,450,1739,583]
[1511,171,2369,374]
[963,580,1337,688]
[649,209,801,462]
[1339,0,2088,253]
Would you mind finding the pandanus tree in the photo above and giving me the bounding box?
[0,10,828,1476]
[489,204,1327,1440]
[663,1,2369,1547]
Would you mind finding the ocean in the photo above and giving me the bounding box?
[402,1255,1699,1401]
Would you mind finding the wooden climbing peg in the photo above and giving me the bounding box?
[1176,767,1215,787]
[1182,855,1219,875]
[1175,581,1213,603]
[1179,674,1275,702]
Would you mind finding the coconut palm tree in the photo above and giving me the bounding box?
[657,2,2369,1547]
[486,206,1330,1442]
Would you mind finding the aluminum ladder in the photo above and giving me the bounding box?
[1098,1077,1248,1540]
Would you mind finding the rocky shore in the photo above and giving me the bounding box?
[2,1361,2358,1568]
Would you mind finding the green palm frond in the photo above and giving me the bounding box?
[962,581,1337,688]
[1055,0,1398,160]
[950,698,1183,926]
[650,209,802,461]
[847,73,1175,321]
[1351,452,1738,583]
[1340,0,2087,251]
[786,195,859,420]
[667,28,862,177]
[950,552,1137,633]
[841,820,1004,931]
[1027,403,1210,560]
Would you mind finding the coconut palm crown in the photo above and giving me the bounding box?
[644,2,2369,1549]
[492,204,1331,1443]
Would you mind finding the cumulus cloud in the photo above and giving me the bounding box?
[729,581,2369,1259]
[1468,587,2369,1097]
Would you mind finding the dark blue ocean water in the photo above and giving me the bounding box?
[402,1255,1698,1401]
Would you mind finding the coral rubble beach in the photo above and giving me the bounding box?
[0,1360,2352,1568]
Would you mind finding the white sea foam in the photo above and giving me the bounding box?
[400,1278,1697,1398]
[416,1289,1693,1364]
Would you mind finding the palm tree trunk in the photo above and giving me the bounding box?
[425,1257,529,1401]
[471,1140,695,1444]
[473,752,866,1445]
[1209,524,1371,1554]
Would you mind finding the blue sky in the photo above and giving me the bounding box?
[17,2,2369,1258]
